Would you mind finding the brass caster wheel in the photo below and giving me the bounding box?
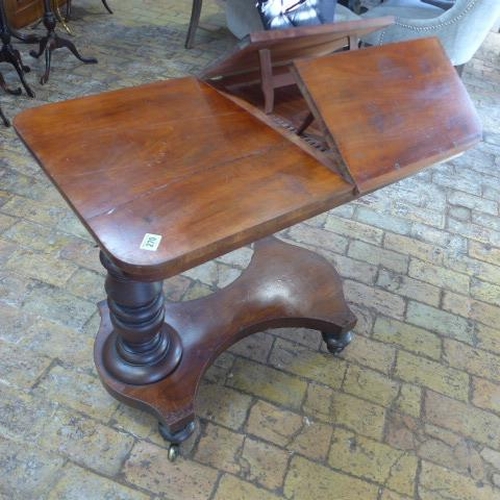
[168,444,180,462]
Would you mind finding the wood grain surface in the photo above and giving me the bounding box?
[14,77,352,279]
[14,38,482,281]
[292,37,483,193]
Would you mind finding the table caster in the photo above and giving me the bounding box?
[159,420,198,461]
[168,444,180,462]
[322,330,353,354]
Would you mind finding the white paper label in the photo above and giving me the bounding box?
[140,233,162,251]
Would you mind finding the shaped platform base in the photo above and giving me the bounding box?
[94,237,356,447]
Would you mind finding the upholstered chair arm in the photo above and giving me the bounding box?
[361,0,500,66]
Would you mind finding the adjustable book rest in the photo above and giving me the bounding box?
[202,26,480,195]
[201,17,394,113]
[14,24,481,460]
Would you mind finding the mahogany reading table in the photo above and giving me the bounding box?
[14,28,481,460]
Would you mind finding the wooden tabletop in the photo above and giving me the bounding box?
[14,77,353,279]
[14,38,482,281]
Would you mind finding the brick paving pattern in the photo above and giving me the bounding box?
[0,1,499,498]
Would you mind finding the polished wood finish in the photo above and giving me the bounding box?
[95,237,356,434]
[14,36,482,448]
[4,0,65,28]
[15,76,354,280]
[291,38,482,193]
[99,251,183,385]
[14,75,356,443]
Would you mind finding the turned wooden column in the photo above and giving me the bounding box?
[99,251,182,385]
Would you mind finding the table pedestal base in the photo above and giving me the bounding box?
[94,237,356,454]
[185,0,202,48]
[29,0,97,84]
[0,0,35,98]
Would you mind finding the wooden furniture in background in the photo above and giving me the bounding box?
[14,35,482,459]
[4,0,65,28]
[185,0,202,48]
[0,0,35,96]
[29,0,97,84]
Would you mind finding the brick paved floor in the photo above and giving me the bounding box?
[0,1,499,499]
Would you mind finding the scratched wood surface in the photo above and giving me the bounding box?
[14,77,353,279]
[14,38,482,281]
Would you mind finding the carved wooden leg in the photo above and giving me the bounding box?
[101,0,113,14]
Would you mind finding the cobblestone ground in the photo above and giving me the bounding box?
[1,1,499,499]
